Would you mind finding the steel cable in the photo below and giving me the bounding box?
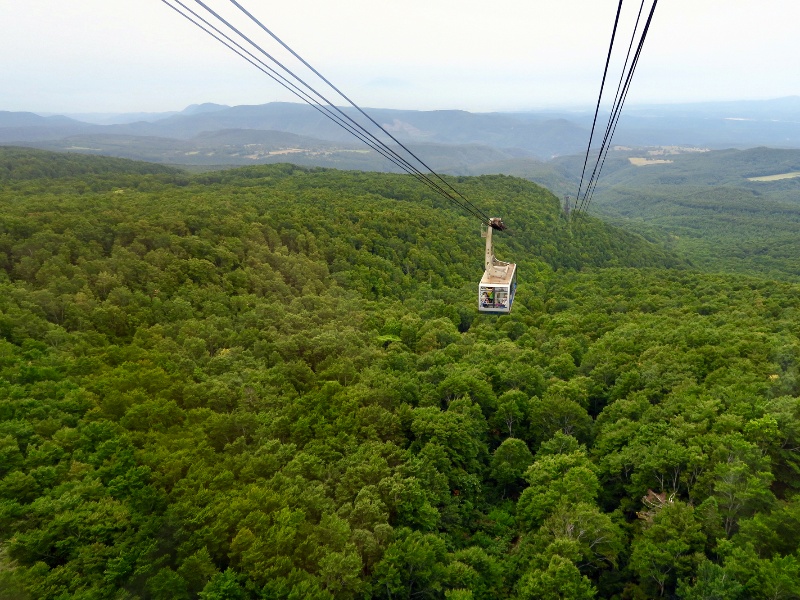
[163,0,492,224]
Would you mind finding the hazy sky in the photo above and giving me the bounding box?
[2,0,798,114]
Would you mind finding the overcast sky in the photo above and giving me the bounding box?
[1,0,798,115]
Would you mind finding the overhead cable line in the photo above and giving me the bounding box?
[576,0,646,215]
[163,0,487,223]
[578,0,657,215]
[161,0,446,194]
[163,0,493,224]
[580,0,658,213]
[226,0,492,224]
[574,0,659,216]
[185,0,447,190]
[575,0,624,210]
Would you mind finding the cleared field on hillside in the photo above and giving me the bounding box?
[628,157,674,166]
[748,171,800,181]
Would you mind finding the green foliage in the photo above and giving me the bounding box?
[0,149,799,598]
[517,450,599,531]
[0,146,182,181]
[516,554,596,600]
[372,529,448,599]
[570,147,800,282]
[490,438,533,492]
[629,500,706,597]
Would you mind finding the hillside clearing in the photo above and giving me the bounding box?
[629,157,674,166]
[748,171,800,181]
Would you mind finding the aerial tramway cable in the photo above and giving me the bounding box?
[579,0,659,214]
[162,0,493,225]
[226,0,492,225]
[161,0,451,194]
[163,0,488,223]
[574,0,659,216]
[575,0,624,211]
[577,0,646,214]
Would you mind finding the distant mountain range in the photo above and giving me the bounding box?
[2,97,799,171]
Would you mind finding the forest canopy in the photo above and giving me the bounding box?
[1,148,799,599]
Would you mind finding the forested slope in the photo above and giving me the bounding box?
[544,147,800,281]
[0,146,182,181]
[1,150,799,599]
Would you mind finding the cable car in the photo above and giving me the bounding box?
[478,218,517,314]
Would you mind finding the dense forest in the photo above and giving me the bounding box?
[546,147,800,282]
[1,148,800,599]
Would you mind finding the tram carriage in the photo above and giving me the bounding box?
[478,218,517,314]
[164,0,657,320]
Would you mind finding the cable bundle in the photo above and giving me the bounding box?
[575,0,659,216]
[161,0,492,224]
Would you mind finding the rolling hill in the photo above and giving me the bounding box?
[538,147,800,281]
[2,149,800,599]
[4,97,800,170]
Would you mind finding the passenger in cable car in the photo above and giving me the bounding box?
[478,218,517,314]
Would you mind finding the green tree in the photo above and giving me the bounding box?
[490,438,533,495]
[677,560,744,600]
[371,529,449,599]
[629,500,705,597]
[516,555,596,600]
[199,569,248,600]
[517,451,600,531]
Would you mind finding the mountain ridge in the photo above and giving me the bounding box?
[4,97,799,166]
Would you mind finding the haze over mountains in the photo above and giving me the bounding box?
[2,97,799,172]
[4,97,800,275]
[4,87,800,598]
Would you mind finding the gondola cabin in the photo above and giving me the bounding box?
[478,218,517,314]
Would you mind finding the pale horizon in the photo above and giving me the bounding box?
[16,94,795,125]
[2,0,798,115]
